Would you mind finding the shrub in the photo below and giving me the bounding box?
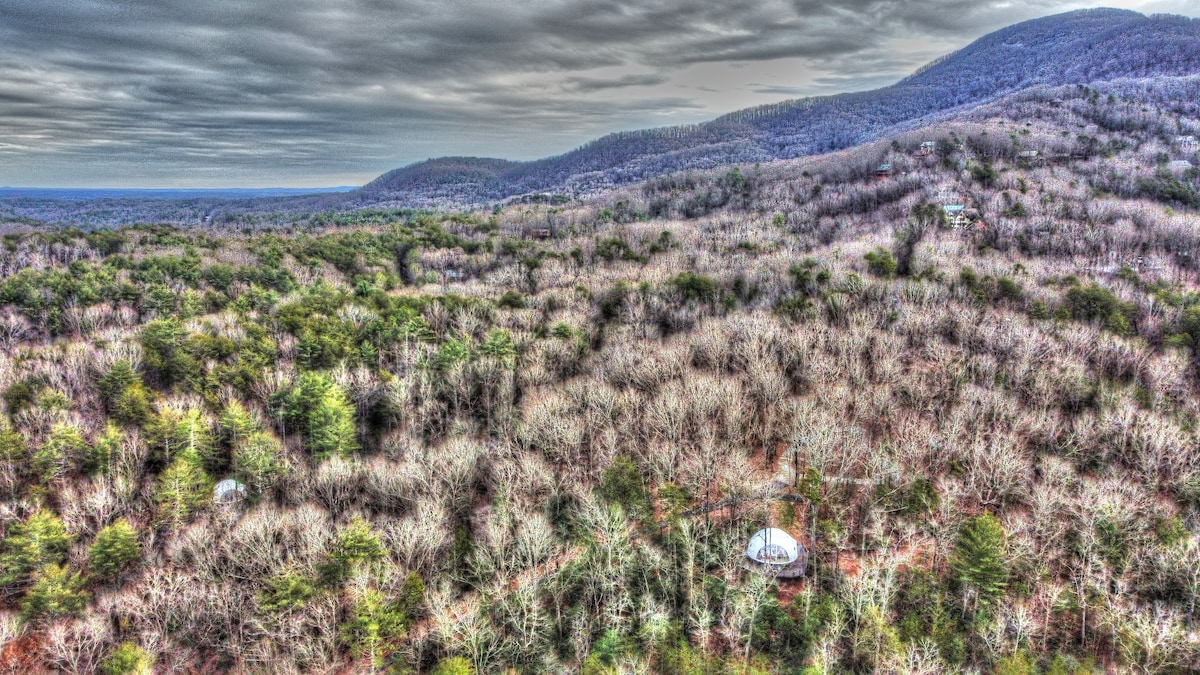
[773,296,813,323]
[497,290,527,309]
[994,650,1038,675]
[597,283,628,322]
[599,456,650,516]
[671,272,721,303]
[864,247,897,278]
[970,161,998,187]
[1138,175,1200,208]
[432,657,475,675]
[788,261,817,294]
[596,237,646,263]
[1064,283,1136,335]
[550,322,575,339]
[2,377,41,417]
[996,277,1023,302]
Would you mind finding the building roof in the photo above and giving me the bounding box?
[745,528,801,565]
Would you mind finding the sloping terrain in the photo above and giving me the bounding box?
[3,8,1198,226]
[0,79,1199,672]
[360,8,1200,206]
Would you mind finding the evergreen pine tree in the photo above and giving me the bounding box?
[232,430,285,494]
[33,422,87,483]
[952,513,1008,609]
[323,515,386,583]
[101,642,152,675]
[20,563,88,623]
[219,399,258,448]
[89,519,141,582]
[258,569,317,613]
[155,448,214,525]
[276,372,358,459]
[86,423,125,476]
[308,384,358,460]
[339,587,409,667]
[0,509,71,586]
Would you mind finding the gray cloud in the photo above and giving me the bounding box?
[0,1,1187,187]
[563,74,672,93]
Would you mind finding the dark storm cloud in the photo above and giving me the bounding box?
[0,1,1177,186]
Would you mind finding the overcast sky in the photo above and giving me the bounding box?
[1,1,1196,188]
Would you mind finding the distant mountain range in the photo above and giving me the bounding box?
[3,7,1199,224]
[0,187,356,201]
[358,8,1200,208]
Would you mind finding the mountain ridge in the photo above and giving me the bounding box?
[360,8,1200,207]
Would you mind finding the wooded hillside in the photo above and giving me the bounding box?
[1,83,1200,673]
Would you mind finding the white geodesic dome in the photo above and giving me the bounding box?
[213,478,247,505]
[745,528,800,565]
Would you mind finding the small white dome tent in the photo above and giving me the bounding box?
[213,478,247,505]
[744,528,807,578]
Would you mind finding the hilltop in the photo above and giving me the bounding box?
[360,8,1200,207]
[3,8,1199,226]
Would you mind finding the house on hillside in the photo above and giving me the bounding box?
[918,141,936,157]
[943,204,967,227]
[1017,150,1040,160]
[527,228,553,240]
[874,163,893,180]
[744,528,808,578]
[1175,135,1197,150]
